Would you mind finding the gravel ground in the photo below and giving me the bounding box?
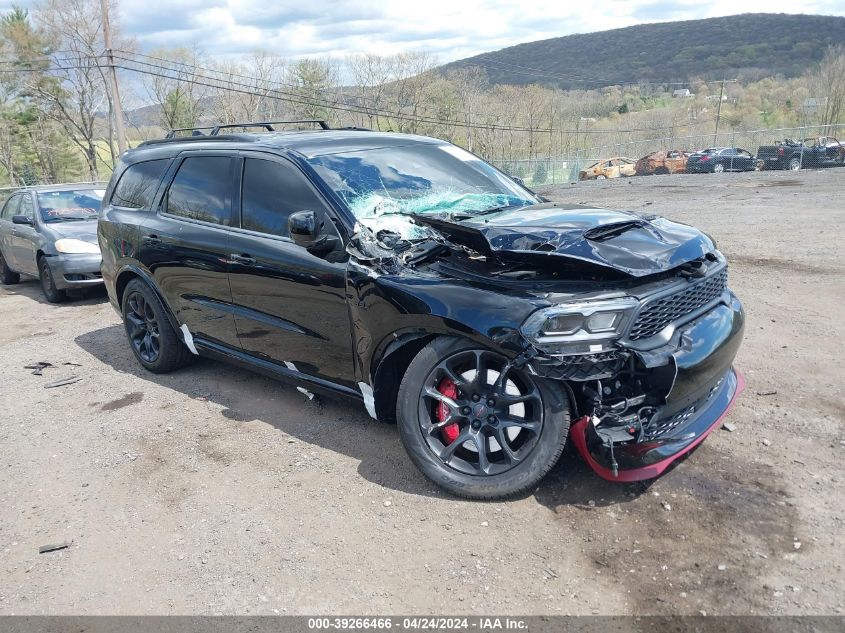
[0,168,843,616]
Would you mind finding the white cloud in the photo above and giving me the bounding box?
[5,0,845,62]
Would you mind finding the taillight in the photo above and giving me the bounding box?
[701,155,711,161]
[777,147,785,156]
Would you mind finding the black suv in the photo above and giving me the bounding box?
[99,122,745,499]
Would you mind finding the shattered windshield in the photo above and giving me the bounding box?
[307,143,536,239]
[37,189,104,222]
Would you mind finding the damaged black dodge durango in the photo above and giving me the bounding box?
[98,123,745,499]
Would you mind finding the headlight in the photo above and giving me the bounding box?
[54,238,100,254]
[521,298,638,355]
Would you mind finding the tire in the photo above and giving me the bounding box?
[0,249,20,285]
[396,336,571,500]
[713,163,725,174]
[38,257,66,303]
[787,157,801,171]
[654,167,670,175]
[121,278,193,373]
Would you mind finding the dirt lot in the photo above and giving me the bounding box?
[0,168,843,616]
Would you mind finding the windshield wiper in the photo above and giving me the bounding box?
[51,215,96,222]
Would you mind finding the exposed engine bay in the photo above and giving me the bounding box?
[346,201,742,478]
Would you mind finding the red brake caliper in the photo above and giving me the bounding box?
[436,377,461,444]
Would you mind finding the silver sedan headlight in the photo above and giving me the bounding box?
[520,298,638,355]
[54,238,100,254]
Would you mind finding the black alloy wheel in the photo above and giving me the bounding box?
[38,257,66,303]
[418,348,544,476]
[121,278,194,373]
[125,290,161,363]
[397,337,571,499]
[0,250,20,285]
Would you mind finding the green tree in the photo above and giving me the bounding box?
[532,161,547,184]
[288,58,338,123]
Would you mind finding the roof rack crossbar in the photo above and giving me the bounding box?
[165,120,330,138]
[165,126,217,139]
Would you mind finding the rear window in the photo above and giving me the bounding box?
[165,157,232,226]
[111,159,170,209]
[37,189,105,223]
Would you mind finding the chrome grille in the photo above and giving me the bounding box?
[628,268,728,341]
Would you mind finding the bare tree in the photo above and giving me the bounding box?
[209,50,288,124]
[141,46,209,132]
[817,45,845,129]
[389,52,438,133]
[446,66,487,152]
[347,54,397,129]
[30,0,128,180]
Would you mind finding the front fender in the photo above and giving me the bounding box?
[349,265,544,383]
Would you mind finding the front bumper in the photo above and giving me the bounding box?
[47,253,103,290]
[571,368,744,481]
[566,294,745,481]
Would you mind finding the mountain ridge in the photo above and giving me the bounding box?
[440,13,845,89]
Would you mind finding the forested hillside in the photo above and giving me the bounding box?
[441,14,845,89]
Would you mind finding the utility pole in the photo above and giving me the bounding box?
[713,78,725,145]
[101,0,127,155]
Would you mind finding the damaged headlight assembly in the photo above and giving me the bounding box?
[520,298,638,356]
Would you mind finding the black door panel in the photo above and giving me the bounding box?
[139,217,239,347]
[138,154,241,348]
[227,233,353,384]
[228,155,354,385]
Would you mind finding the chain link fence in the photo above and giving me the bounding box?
[492,124,845,185]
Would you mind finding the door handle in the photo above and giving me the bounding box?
[142,234,162,245]
[229,253,256,265]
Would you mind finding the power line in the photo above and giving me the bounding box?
[1,53,722,136]
[112,54,720,134]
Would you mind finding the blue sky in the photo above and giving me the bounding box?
[4,0,845,62]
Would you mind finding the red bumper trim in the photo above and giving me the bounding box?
[570,370,746,482]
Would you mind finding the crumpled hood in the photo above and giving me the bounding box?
[413,203,715,277]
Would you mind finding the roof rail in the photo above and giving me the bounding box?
[0,181,108,191]
[165,120,330,138]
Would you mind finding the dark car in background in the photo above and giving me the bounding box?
[756,136,845,170]
[98,121,744,499]
[686,147,757,173]
[0,183,106,302]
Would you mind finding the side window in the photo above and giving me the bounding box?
[19,195,35,219]
[2,195,22,219]
[111,159,171,209]
[165,156,232,226]
[240,158,327,238]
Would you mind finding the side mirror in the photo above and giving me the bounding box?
[288,210,339,256]
[288,210,318,248]
[12,215,32,226]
